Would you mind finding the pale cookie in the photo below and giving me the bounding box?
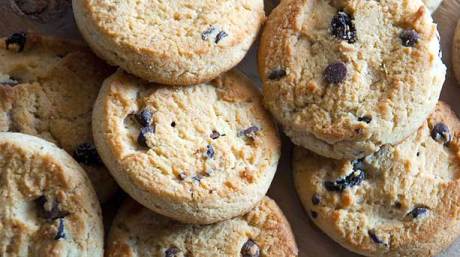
[423,0,443,13]
[72,0,265,85]
[293,102,460,257]
[0,132,103,257]
[93,69,280,224]
[259,0,446,160]
[106,197,298,257]
[453,19,460,84]
[0,33,117,202]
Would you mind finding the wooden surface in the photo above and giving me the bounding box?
[1,0,459,256]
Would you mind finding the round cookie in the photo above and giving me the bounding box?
[293,102,460,257]
[0,132,103,256]
[93,69,281,224]
[259,0,446,160]
[72,0,265,85]
[423,0,443,13]
[106,196,298,257]
[453,19,460,84]
[0,33,117,202]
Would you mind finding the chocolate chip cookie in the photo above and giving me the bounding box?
[92,69,281,224]
[106,197,298,257]
[0,33,117,202]
[293,102,460,257]
[0,132,103,256]
[72,0,265,85]
[260,0,446,159]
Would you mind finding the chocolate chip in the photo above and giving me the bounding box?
[311,194,321,205]
[239,126,260,138]
[35,196,69,221]
[210,130,220,139]
[324,161,366,192]
[268,69,287,80]
[74,143,102,166]
[431,123,451,145]
[201,26,216,40]
[54,218,65,240]
[215,31,228,44]
[368,230,383,244]
[358,116,372,124]
[138,126,155,148]
[5,32,27,52]
[171,121,176,127]
[331,11,356,43]
[394,201,402,209]
[241,239,260,257]
[311,211,318,219]
[165,247,179,257]
[400,29,419,47]
[205,144,215,159]
[135,109,153,127]
[407,207,429,219]
[324,62,347,84]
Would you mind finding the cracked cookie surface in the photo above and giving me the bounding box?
[293,102,460,257]
[259,0,446,159]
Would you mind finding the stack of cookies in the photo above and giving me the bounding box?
[258,0,460,256]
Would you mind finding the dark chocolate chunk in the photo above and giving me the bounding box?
[201,26,216,40]
[324,62,347,84]
[205,144,215,159]
[268,69,287,80]
[171,121,176,127]
[311,193,321,205]
[358,116,372,124]
[311,211,318,219]
[407,207,429,219]
[394,201,402,209]
[74,143,102,166]
[351,158,365,173]
[215,31,228,44]
[241,239,260,257]
[54,218,66,240]
[239,126,260,138]
[324,168,366,192]
[5,32,27,52]
[138,126,155,148]
[135,109,153,127]
[400,29,419,47]
[368,230,383,244]
[165,247,179,257]
[35,196,69,221]
[331,11,357,43]
[210,130,220,139]
[431,122,451,145]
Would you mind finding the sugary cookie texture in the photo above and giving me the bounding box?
[0,33,117,202]
[73,0,265,85]
[0,133,103,257]
[260,0,446,159]
[293,102,460,257]
[106,197,298,257]
[93,69,281,224]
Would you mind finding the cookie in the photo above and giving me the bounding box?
[92,69,280,224]
[423,0,443,13]
[0,132,103,256]
[72,0,265,86]
[453,19,460,84]
[0,33,117,202]
[293,102,460,257]
[106,196,298,257]
[259,0,446,160]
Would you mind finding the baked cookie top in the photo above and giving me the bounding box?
[0,132,103,257]
[72,0,265,85]
[93,69,281,224]
[0,33,117,202]
[260,0,446,159]
[106,197,298,257]
[293,102,460,257]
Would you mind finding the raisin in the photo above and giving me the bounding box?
[74,143,102,166]
[210,130,220,139]
[358,116,372,124]
[407,207,429,219]
[324,160,366,192]
[137,126,155,148]
[241,239,260,257]
[311,194,321,205]
[400,29,419,47]
[35,196,69,221]
[201,26,216,40]
[324,62,347,84]
[205,144,215,159]
[54,218,66,240]
[368,230,383,244]
[268,69,287,80]
[311,211,318,219]
[165,247,179,257]
[331,11,356,43]
[239,126,260,138]
[431,122,451,145]
[5,32,27,52]
[135,109,153,127]
[215,31,228,44]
